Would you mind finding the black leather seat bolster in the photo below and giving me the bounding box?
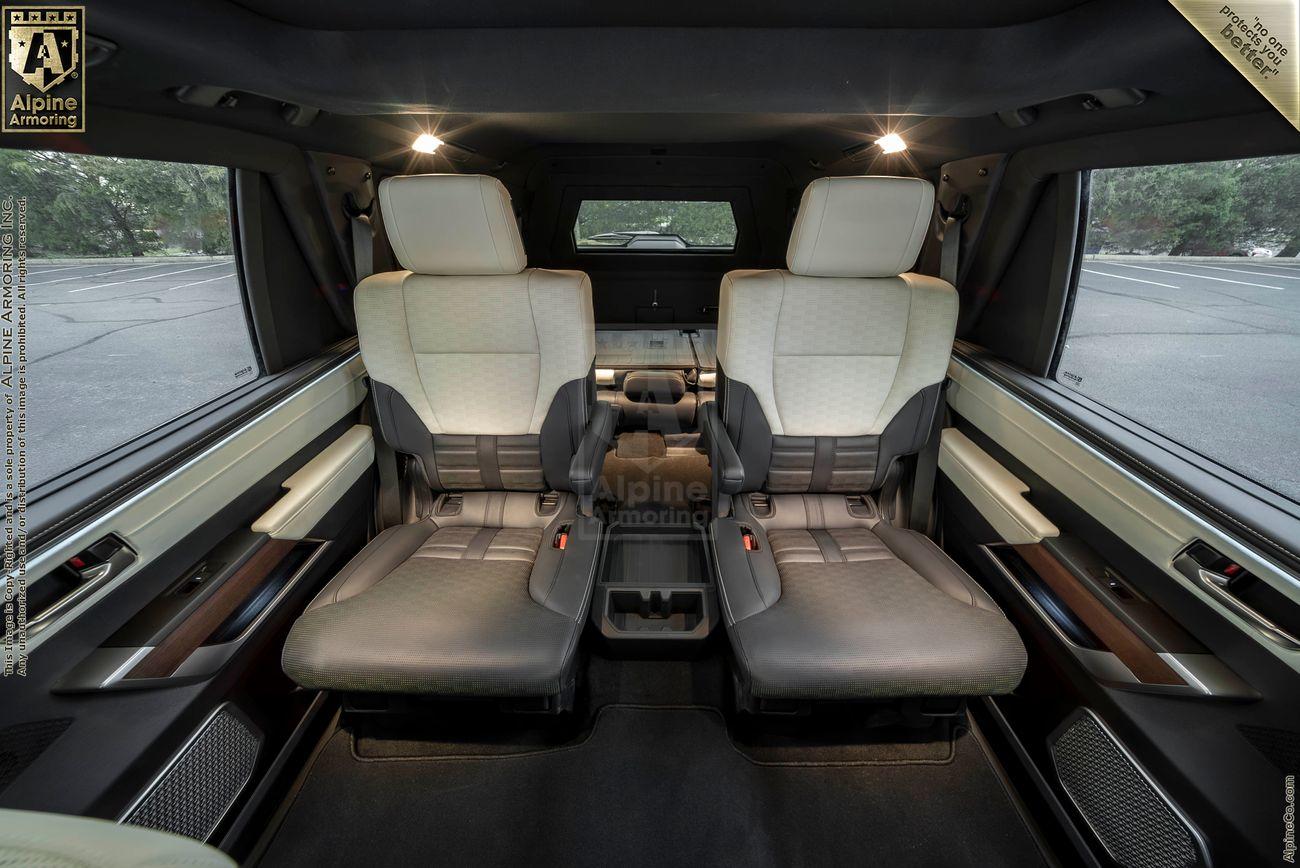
[711,517,780,623]
[701,400,744,494]
[568,400,617,496]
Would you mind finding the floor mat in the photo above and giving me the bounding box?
[260,705,1047,868]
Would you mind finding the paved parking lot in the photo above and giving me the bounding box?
[26,256,256,486]
[18,254,1300,506]
[1058,258,1300,503]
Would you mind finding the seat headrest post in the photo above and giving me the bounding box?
[786,176,935,278]
[378,173,527,276]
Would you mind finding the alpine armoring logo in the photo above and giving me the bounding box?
[2,6,84,133]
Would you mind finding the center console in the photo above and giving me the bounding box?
[590,517,716,654]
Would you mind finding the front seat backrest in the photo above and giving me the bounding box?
[358,174,596,493]
[716,175,954,494]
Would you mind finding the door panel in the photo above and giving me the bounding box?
[0,353,371,844]
[942,353,1300,867]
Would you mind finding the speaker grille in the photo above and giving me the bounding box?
[123,704,260,841]
[1051,711,1201,868]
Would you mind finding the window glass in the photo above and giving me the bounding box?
[1056,155,1300,501]
[0,149,260,487]
[574,200,737,251]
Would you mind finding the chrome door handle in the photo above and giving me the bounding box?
[1197,569,1300,651]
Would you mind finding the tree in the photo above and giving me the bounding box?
[0,150,231,257]
[1087,155,1300,257]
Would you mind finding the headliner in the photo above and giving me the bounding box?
[18,0,1288,171]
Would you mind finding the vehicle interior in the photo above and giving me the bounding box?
[1,1,1298,866]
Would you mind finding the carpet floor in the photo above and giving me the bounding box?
[258,703,1048,867]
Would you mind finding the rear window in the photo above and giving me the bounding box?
[0,148,261,488]
[1055,154,1300,502]
[573,200,737,252]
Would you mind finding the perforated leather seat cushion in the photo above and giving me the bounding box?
[283,519,595,698]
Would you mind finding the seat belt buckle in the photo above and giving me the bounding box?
[740,527,760,552]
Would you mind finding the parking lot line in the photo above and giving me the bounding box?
[1081,268,1178,288]
[31,261,174,286]
[66,261,231,294]
[1180,263,1300,281]
[160,272,236,293]
[1107,262,1282,289]
[27,264,91,276]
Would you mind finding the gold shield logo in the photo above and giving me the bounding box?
[3,7,85,132]
[7,15,78,92]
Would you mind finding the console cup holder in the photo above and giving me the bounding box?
[607,589,704,633]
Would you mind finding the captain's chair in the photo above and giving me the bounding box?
[703,176,1026,708]
[283,174,614,709]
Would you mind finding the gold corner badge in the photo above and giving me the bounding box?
[1168,0,1298,131]
[2,5,84,133]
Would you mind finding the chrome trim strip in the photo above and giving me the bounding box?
[979,545,1255,699]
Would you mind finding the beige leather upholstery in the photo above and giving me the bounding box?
[356,174,595,436]
[378,173,526,275]
[938,427,1060,545]
[710,176,1027,704]
[717,176,956,438]
[786,176,933,278]
[283,174,606,704]
[252,425,374,540]
[0,809,235,868]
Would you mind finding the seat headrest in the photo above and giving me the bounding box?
[378,173,527,275]
[786,176,935,278]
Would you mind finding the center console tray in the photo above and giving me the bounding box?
[591,520,715,653]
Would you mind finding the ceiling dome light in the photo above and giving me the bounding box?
[875,133,907,154]
[412,133,443,154]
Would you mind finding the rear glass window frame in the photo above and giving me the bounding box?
[553,186,757,261]
[572,198,739,253]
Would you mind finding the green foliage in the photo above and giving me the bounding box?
[0,149,231,258]
[575,200,737,247]
[1088,155,1300,256]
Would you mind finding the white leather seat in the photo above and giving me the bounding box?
[705,176,1026,704]
[283,174,613,705]
[0,809,234,868]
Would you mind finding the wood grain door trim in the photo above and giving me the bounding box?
[128,539,299,680]
[1013,542,1185,686]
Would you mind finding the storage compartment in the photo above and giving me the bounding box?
[607,589,705,633]
[591,519,716,653]
[601,525,708,584]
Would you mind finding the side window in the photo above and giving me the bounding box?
[1055,154,1300,501]
[0,149,261,489]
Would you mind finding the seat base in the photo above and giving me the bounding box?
[714,494,1027,703]
[282,492,600,705]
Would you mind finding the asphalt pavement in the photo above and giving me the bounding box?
[1059,257,1300,503]
[25,256,257,487]
[18,254,1300,508]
